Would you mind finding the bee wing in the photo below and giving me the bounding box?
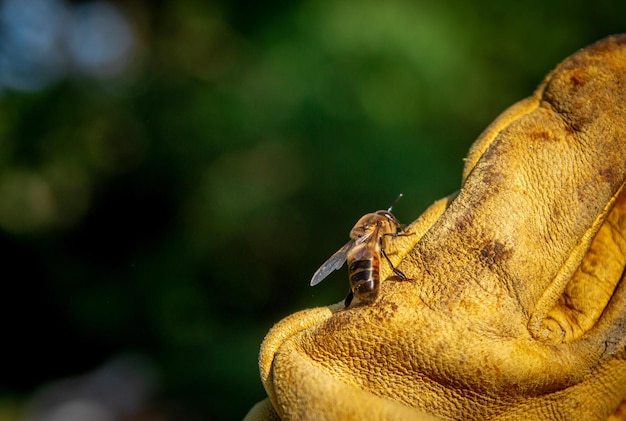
[310,241,353,286]
[355,230,374,245]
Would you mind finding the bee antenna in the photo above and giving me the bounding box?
[387,193,403,212]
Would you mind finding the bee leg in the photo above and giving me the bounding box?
[381,248,408,280]
[392,267,408,279]
[344,291,354,307]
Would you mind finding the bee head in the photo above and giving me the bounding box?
[376,210,397,222]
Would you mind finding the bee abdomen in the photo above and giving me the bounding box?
[349,259,373,271]
[349,259,380,303]
[353,277,379,303]
[349,260,377,282]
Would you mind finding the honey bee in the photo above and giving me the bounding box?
[310,195,409,306]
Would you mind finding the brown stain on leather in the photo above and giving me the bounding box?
[529,130,554,141]
[478,240,512,269]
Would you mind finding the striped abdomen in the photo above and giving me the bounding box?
[348,247,381,303]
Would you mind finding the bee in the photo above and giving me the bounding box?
[310,195,409,306]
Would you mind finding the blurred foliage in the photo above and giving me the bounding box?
[0,0,624,419]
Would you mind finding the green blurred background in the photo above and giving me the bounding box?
[0,0,623,419]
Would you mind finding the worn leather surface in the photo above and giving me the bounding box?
[244,34,626,420]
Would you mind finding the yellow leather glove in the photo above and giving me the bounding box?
[245,34,626,421]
